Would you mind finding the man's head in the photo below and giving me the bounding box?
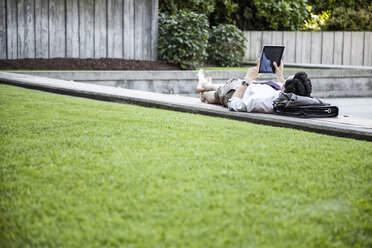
[283,72,312,97]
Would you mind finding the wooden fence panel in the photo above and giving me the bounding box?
[0,0,6,59]
[142,0,152,60]
[66,0,79,57]
[94,0,107,58]
[6,0,17,59]
[350,32,364,66]
[342,32,352,65]
[17,0,26,58]
[24,0,35,58]
[243,31,250,62]
[333,32,343,65]
[262,31,272,46]
[124,0,135,59]
[79,0,94,58]
[244,31,372,66]
[272,31,283,45]
[302,32,311,63]
[249,31,262,61]
[295,32,303,63]
[134,0,144,60]
[107,0,123,58]
[282,31,296,63]
[150,0,158,60]
[310,32,322,64]
[35,0,49,58]
[364,32,372,66]
[1,0,158,60]
[321,32,334,64]
[49,0,65,58]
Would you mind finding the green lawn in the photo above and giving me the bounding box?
[0,84,371,248]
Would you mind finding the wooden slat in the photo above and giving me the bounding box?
[6,0,17,59]
[272,31,283,45]
[364,32,372,66]
[134,0,144,59]
[248,31,262,61]
[17,0,26,58]
[321,32,334,64]
[262,31,272,46]
[107,0,123,58]
[124,0,134,59]
[242,31,250,62]
[35,0,49,58]
[333,32,343,65]
[295,31,302,63]
[301,32,311,63]
[79,0,94,58]
[310,32,321,64]
[25,0,35,58]
[142,0,151,60]
[66,0,79,57]
[0,0,6,59]
[350,32,364,66]
[94,0,106,58]
[342,32,352,65]
[150,0,158,60]
[295,32,311,63]
[49,0,65,57]
[282,31,296,63]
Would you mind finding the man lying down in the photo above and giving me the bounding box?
[196,60,328,114]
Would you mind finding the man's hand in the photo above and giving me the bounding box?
[273,60,285,84]
[244,59,262,83]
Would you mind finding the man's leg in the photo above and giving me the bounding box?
[196,69,242,106]
[196,69,224,92]
[201,91,218,104]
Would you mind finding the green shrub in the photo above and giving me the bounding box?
[208,24,246,67]
[158,11,209,70]
[322,6,372,31]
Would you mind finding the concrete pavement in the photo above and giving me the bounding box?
[323,98,372,120]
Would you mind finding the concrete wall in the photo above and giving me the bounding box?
[244,31,372,67]
[0,0,158,60]
[12,69,372,98]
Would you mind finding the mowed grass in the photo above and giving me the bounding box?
[0,84,371,248]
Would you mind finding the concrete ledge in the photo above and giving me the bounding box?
[0,71,371,142]
[9,69,372,98]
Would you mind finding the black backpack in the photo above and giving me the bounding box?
[273,105,339,118]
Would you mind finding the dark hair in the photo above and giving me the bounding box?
[284,72,312,97]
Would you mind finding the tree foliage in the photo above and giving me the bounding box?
[307,0,371,15]
[160,0,311,31]
[322,5,372,31]
[159,0,372,31]
[308,0,372,31]
[159,0,238,26]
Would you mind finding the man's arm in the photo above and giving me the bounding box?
[273,60,285,85]
[232,59,262,99]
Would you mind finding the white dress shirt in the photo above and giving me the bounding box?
[227,82,282,113]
